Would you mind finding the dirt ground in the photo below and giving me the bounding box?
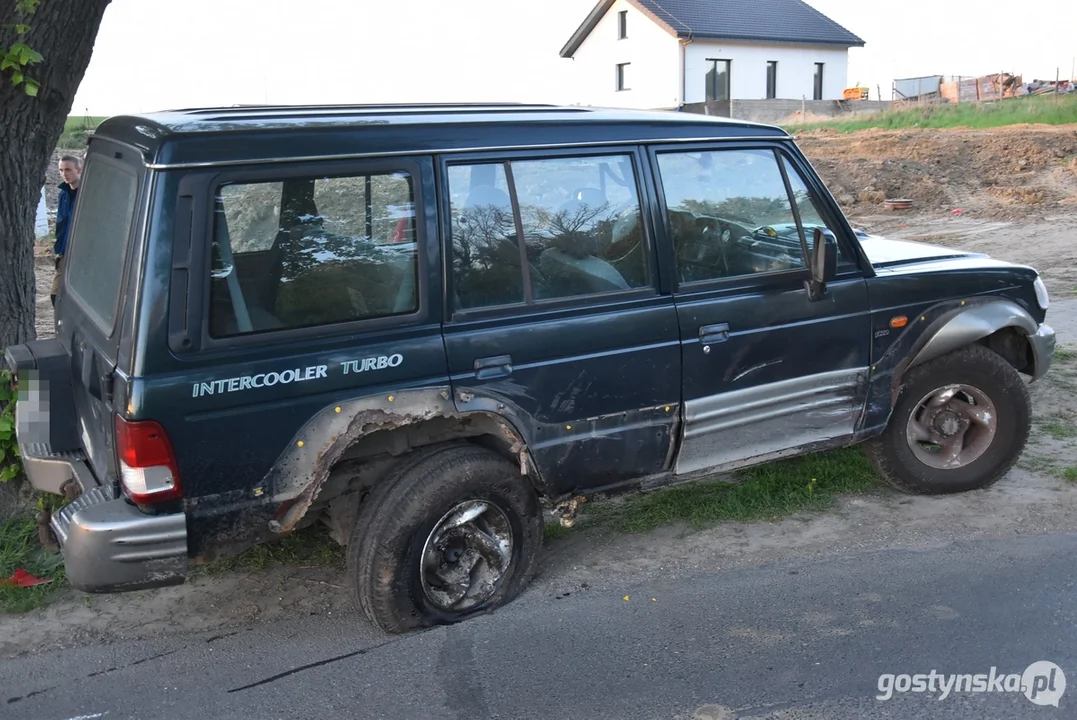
[7,124,1077,658]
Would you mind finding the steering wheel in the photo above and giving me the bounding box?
[695,216,733,278]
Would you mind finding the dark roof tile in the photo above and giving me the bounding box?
[635,0,864,46]
[561,0,864,57]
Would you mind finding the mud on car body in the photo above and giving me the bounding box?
[6,103,1055,633]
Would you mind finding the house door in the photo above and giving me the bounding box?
[705,59,732,117]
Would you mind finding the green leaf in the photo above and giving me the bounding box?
[23,78,39,97]
[0,417,11,433]
[11,70,23,86]
[0,55,16,72]
[14,24,30,35]
[13,44,42,65]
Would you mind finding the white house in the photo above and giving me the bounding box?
[559,0,865,110]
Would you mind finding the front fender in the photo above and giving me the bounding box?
[857,296,1053,436]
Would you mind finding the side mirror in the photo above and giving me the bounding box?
[806,227,838,301]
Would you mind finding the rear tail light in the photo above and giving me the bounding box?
[114,415,183,504]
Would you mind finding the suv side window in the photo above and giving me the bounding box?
[778,155,857,272]
[655,148,849,285]
[447,153,650,312]
[208,170,418,338]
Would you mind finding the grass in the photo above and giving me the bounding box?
[1040,416,1077,440]
[1054,347,1077,363]
[544,521,573,541]
[1064,467,1077,482]
[190,523,344,578]
[783,93,1077,134]
[579,447,880,534]
[0,516,67,613]
[59,115,106,149]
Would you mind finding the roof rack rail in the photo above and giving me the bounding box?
[161,102,563,115]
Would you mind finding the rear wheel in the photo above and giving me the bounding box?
[346,443,543,634]
[865,343,1031,494]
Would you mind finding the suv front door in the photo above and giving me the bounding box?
[649,142,872,475]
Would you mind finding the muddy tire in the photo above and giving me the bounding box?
[346,443,543,634]
[864,343,1031,494]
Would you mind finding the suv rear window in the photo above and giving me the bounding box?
[64,158,139,330]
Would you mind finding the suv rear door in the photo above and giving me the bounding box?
[439,148,682,492]
[55,138,147,484]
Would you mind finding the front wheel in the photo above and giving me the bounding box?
[865,343,1031,494]
[346,443,544,634]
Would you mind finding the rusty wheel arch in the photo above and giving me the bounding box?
[262,388,548,536]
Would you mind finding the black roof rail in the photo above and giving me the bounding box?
[159,102,567,116]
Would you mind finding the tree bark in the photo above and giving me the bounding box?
[0,0,113,348]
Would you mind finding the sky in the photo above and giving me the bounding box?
[69,0,1077,117]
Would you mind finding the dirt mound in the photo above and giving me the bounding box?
[797,124,1077,219]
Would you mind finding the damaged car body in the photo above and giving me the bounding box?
[5,103,1054,633]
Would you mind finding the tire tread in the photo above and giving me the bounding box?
[346,442,542,634]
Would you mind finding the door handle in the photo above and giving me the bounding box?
[699,323,729,353]
[474,354,513,380]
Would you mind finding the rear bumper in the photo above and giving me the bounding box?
[1029,322,1055,381]
[51,485,188,593]
[7,341,188,593]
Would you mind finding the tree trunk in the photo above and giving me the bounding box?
[0,0,113,349]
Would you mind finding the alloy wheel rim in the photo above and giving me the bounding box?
[905,383,998,469]
[420,499,514,612]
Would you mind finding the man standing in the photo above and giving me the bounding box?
[52,155,81,306]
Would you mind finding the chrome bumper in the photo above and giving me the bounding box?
[51,485,188,593]
[18,441,94,496]
[1029,322,1055,381]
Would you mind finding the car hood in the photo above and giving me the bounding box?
[852,229,987,268]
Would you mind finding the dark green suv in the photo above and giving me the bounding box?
[6,103,1055,634]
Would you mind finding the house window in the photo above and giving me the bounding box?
[813,62,824,100]
[766,61,777,99]
[616,62,630,91]
[618,10,627,39]
[705,59,731,102]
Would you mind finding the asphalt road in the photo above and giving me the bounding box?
[3,532,1075,720]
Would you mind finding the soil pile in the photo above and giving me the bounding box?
[796,124,1077,220]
